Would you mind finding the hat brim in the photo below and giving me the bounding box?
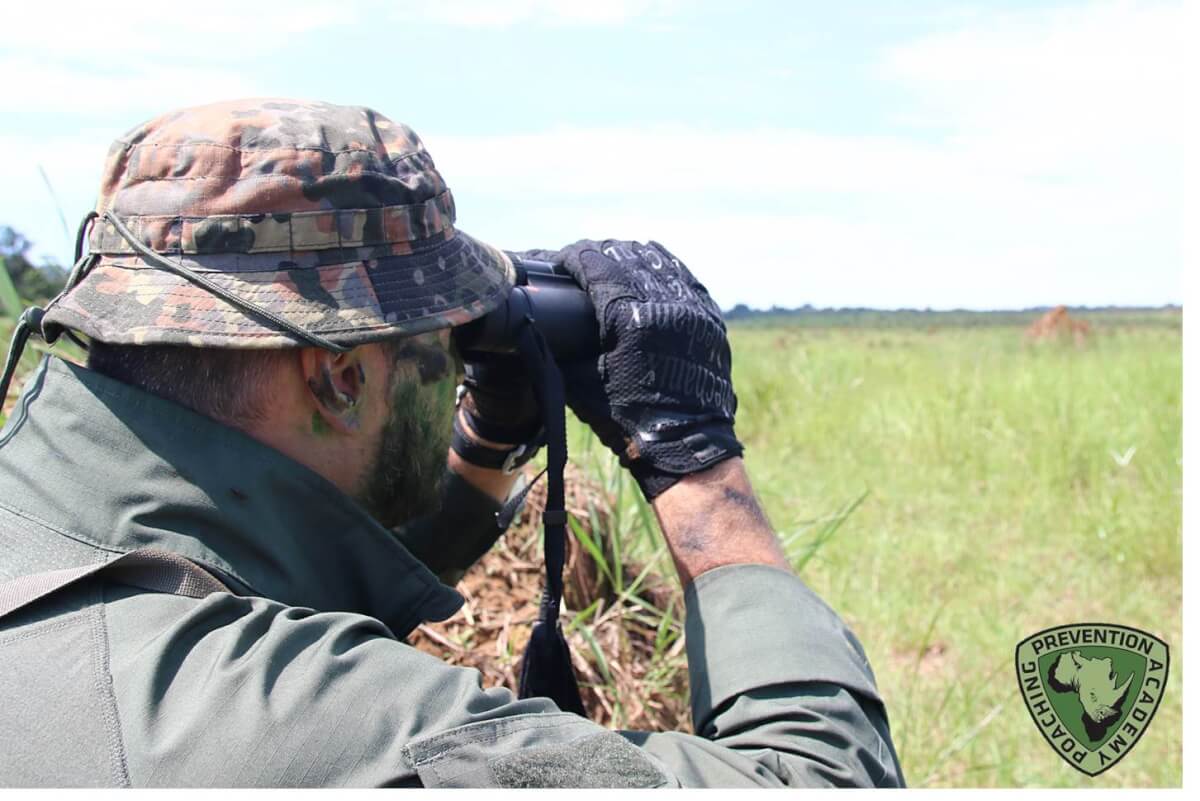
[43,230,515,348]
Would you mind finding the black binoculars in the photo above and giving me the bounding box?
[452,255,600,361]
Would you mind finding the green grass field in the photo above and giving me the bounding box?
[566,311,1182,787]
[0,307,1182,787]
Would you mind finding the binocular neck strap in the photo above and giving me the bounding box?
[512,315,586,716]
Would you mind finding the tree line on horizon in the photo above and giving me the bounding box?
[1,226,67,304]
[722,302,1180,324]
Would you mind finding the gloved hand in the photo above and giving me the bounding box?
[454,353,544,469]
[521,240,742,499]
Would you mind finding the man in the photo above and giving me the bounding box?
[0,99,903,787]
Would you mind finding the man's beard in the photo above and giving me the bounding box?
[355,371,455,530]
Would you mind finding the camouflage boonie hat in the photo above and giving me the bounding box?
[42,98,515,348]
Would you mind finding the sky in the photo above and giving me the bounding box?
[0,0,1184,310]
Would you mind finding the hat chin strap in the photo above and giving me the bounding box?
[0,210,98,403]
[1,211,352,405]
[100,212,350,353]
[0,307,40,405]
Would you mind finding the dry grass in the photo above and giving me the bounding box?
[409,463,691,731]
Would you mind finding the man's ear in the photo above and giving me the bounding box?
[300,346,372,433]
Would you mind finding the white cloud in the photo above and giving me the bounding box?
[427,127,960,197]
[0,0,678,114]
[879,1,1184,173]
[3,1,350,57]
[0,58,262,115]
[2,0,680,40]
[882,1,1182,103]
[0,0,344,249]
[428,1,1182,197]
[0,0,360,115]
[395,0,682,27]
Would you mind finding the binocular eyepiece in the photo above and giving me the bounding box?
[452,255,600,361]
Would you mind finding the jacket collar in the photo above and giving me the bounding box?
[0,357,462,637]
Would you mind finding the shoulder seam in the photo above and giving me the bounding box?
[90,589,132,787]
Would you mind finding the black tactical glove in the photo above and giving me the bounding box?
[523,240,742,499]
[453,354,545,472]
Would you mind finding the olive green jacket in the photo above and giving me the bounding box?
[0,357,903,787]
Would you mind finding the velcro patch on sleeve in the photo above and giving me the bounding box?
[402,712,675,788]
[489,731,670,789]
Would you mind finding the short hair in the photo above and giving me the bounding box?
[86,341,293,424]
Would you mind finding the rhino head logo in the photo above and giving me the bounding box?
[1047,650,1134,741]
[1017,624,1169,777]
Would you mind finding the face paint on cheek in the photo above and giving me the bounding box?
[392,330,455,385]
[354,363,458,530]
[311,412,332,436]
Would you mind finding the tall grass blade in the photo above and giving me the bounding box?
[567,514,615,587]
[793,488,870,572]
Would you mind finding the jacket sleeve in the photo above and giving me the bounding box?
[390,469,507,586]
[618,563,905,787]
[400,564,904,788]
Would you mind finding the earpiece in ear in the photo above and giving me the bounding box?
[308,366,359,413]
